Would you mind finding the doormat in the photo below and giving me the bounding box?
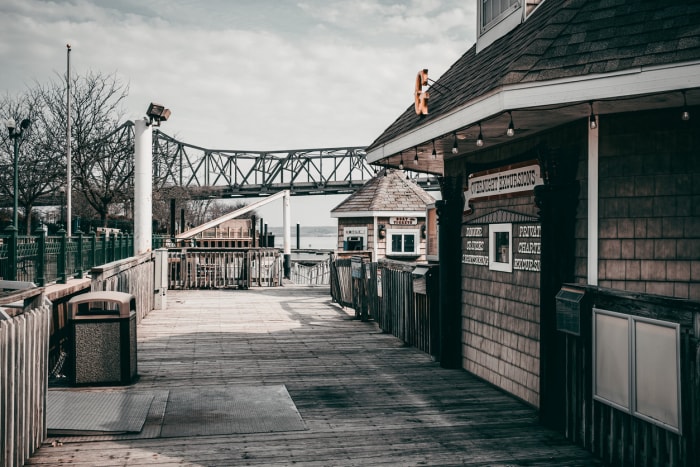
[160,384,307,437]
[47,390,154,435]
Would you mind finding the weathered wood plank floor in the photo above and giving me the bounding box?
[28,286,599,466]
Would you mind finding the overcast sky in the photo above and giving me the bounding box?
[0,0,476,226]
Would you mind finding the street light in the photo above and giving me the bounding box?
[5,118,31,228]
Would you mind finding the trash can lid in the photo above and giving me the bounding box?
[68,291,136,318]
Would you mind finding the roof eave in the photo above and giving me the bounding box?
[367,60,700,166]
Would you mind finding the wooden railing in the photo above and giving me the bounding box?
[90,253,156,322]
[290,260,331,285]
[330,258,353,307]
[166,248,281,289]
[0,287,51,467]
[377,260,438,356]
[329,257,439,356]
[561,285,700,467]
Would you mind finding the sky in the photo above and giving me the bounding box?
[0,0,476,226]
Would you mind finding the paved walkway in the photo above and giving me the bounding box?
[28,286,599,466]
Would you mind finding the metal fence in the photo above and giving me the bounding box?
[0,229,135,285]
[167,248,282,289]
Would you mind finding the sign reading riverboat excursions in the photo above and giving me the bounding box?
[464,161,543,212]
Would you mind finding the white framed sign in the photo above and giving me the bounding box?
[389,217,418,225]
[464,162,543,210]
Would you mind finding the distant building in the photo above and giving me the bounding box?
[330,169,435,261]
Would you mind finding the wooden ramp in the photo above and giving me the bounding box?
[28,286,599,466]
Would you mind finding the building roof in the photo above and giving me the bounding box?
[366,0,700,153]
[331,169,435,216]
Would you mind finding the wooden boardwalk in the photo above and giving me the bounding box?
[28,286,599,466]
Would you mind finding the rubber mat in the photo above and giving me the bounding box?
[160,385,306,437]
[47,391,154,435]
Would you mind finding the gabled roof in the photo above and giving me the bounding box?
[367,0,700,153]
[331,169,434,216]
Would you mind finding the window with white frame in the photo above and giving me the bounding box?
[480,0,520,32]
[387,229,419,256]
[489,223,512,272]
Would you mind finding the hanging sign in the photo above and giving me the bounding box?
[464,162,543,211]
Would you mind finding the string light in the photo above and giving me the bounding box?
[682,91,690,121]
[476,123,484,147]
[589,102,597,129]
[398,152,404,170]
[431,139,437,159]
[451,132,459,154]
[414,147,419,165]
[507,111,515,137]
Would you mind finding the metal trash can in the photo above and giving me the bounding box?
[68,291,137,385]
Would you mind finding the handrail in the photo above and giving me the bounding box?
[0,229,136,285]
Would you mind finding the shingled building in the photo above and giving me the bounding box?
[365,1,700,465]
[331,169,435,261]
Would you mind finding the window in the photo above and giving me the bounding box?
[593,309,682,434]
[489,223,512,272]
[387,229,419,256]
[343,226,367,251]
[481,0,520,32]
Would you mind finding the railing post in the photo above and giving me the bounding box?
[5,225,18,281]
[101,231,107,265]
[34,225,47,286]
[111,232,117,262]
[58,228,67,284]
[90,230,97,268]
[76,230,84,278]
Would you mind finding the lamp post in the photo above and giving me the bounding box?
[5,118,31,228]
[59,186,66,229]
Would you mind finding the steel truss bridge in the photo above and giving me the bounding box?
[141,122,438,199]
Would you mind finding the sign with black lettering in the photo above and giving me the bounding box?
[464,162,543,211]
[390,217,418,225]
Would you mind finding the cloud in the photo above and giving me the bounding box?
[1,0,475,150]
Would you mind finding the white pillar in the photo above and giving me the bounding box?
[587,119,599,285]
[283,190,291,255]
[134,118,152,255]
[373,217,379,258]
[282,190,291,279]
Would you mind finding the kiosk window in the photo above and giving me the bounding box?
[489,223,512,272]
[388,229,419,256]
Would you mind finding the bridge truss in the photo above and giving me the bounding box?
[150,129,439,199]
[28,121,439,208]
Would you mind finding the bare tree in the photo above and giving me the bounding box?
[0,88,65,234]
[42,71,131,227]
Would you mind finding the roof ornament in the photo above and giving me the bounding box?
[415,69,429,116]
